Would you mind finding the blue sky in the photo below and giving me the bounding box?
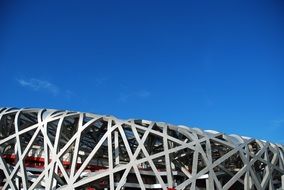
[0,1,284,143]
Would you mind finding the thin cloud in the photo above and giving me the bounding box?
[136,90,151,98]
[118,93,131,102]
[17,78,59,95]
[94,76,108,86]
[118,90,151,102]
[271,119,284,129]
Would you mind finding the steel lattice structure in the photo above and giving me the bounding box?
[0,108,283,190]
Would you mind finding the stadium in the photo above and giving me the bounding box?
[0,107,283,190]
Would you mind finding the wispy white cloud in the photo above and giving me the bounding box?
[118,93,130,102]
[118,90,151,102]
[271,119,284,129]
[17,78,59,95]
[136,90,151,98]
[64,90,74,99]
[94,76,108,87]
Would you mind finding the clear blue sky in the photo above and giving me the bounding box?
[1,1,284,143]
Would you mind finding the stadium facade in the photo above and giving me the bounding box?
[0,107,283,190]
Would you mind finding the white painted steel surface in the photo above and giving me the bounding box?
[0,108,283,190]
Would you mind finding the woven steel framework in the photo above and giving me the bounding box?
[0,108,283,190]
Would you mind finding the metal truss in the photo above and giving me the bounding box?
[0,107,283,190]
